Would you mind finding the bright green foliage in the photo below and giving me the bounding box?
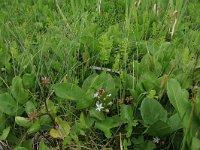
[15,116,32,128]
[0,127,10,140]
[98,33,113,65]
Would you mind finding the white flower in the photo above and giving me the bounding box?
[153,137,160,144]
[93,93,98,98]
[96,103,104,111]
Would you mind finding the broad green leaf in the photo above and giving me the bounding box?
[82,73,98,91]
[91,72,108,89]
[89,108,105,121]
[140,72,160,92]
[76,97,93,109]
[102,73,116,95]
[146,120,171,136]
[120,104,133,123]
[53,83,84,101]
[14,147,28,150]
[39,141,50,150]
[79,112,94,129]
[167,78,190,118]
[55,117,71,135]
[46,100,57,116]
[27,120,41,134]
[25,101,36,114]
[50,117,71,139]
[83,72,116,95]
[195,91,200,119]
[71,113,94,135]
[0,93,18,115]
[21,140,32,150]
[143,141,156,150]
[141,98,167,125]
[120,104,137,137]
[53,83,93,109]
[95,116,122,138]
[22,73,35,89]
[167,113,182,132]
[0,126,10,140]
[132,135,156,150]
[50,128,62,139]
[15,116,32,128]
[39,115,52,130]
[191,137,200,150]
[0,113,6,132]
[11,76,29,104]
[124,73,134,89]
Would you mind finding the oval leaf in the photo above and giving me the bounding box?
[11,76,29,104]
[53,83,93,109]
[0,93,18,116]
[141,98,167,125]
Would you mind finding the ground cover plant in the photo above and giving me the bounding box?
[0,0,200,149]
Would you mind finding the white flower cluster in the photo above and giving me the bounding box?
[94,89,112,112]
[96,103,104,111]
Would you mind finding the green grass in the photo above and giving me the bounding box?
[0,0,200,149]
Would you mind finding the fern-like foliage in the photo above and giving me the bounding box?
[98,33,113,65]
